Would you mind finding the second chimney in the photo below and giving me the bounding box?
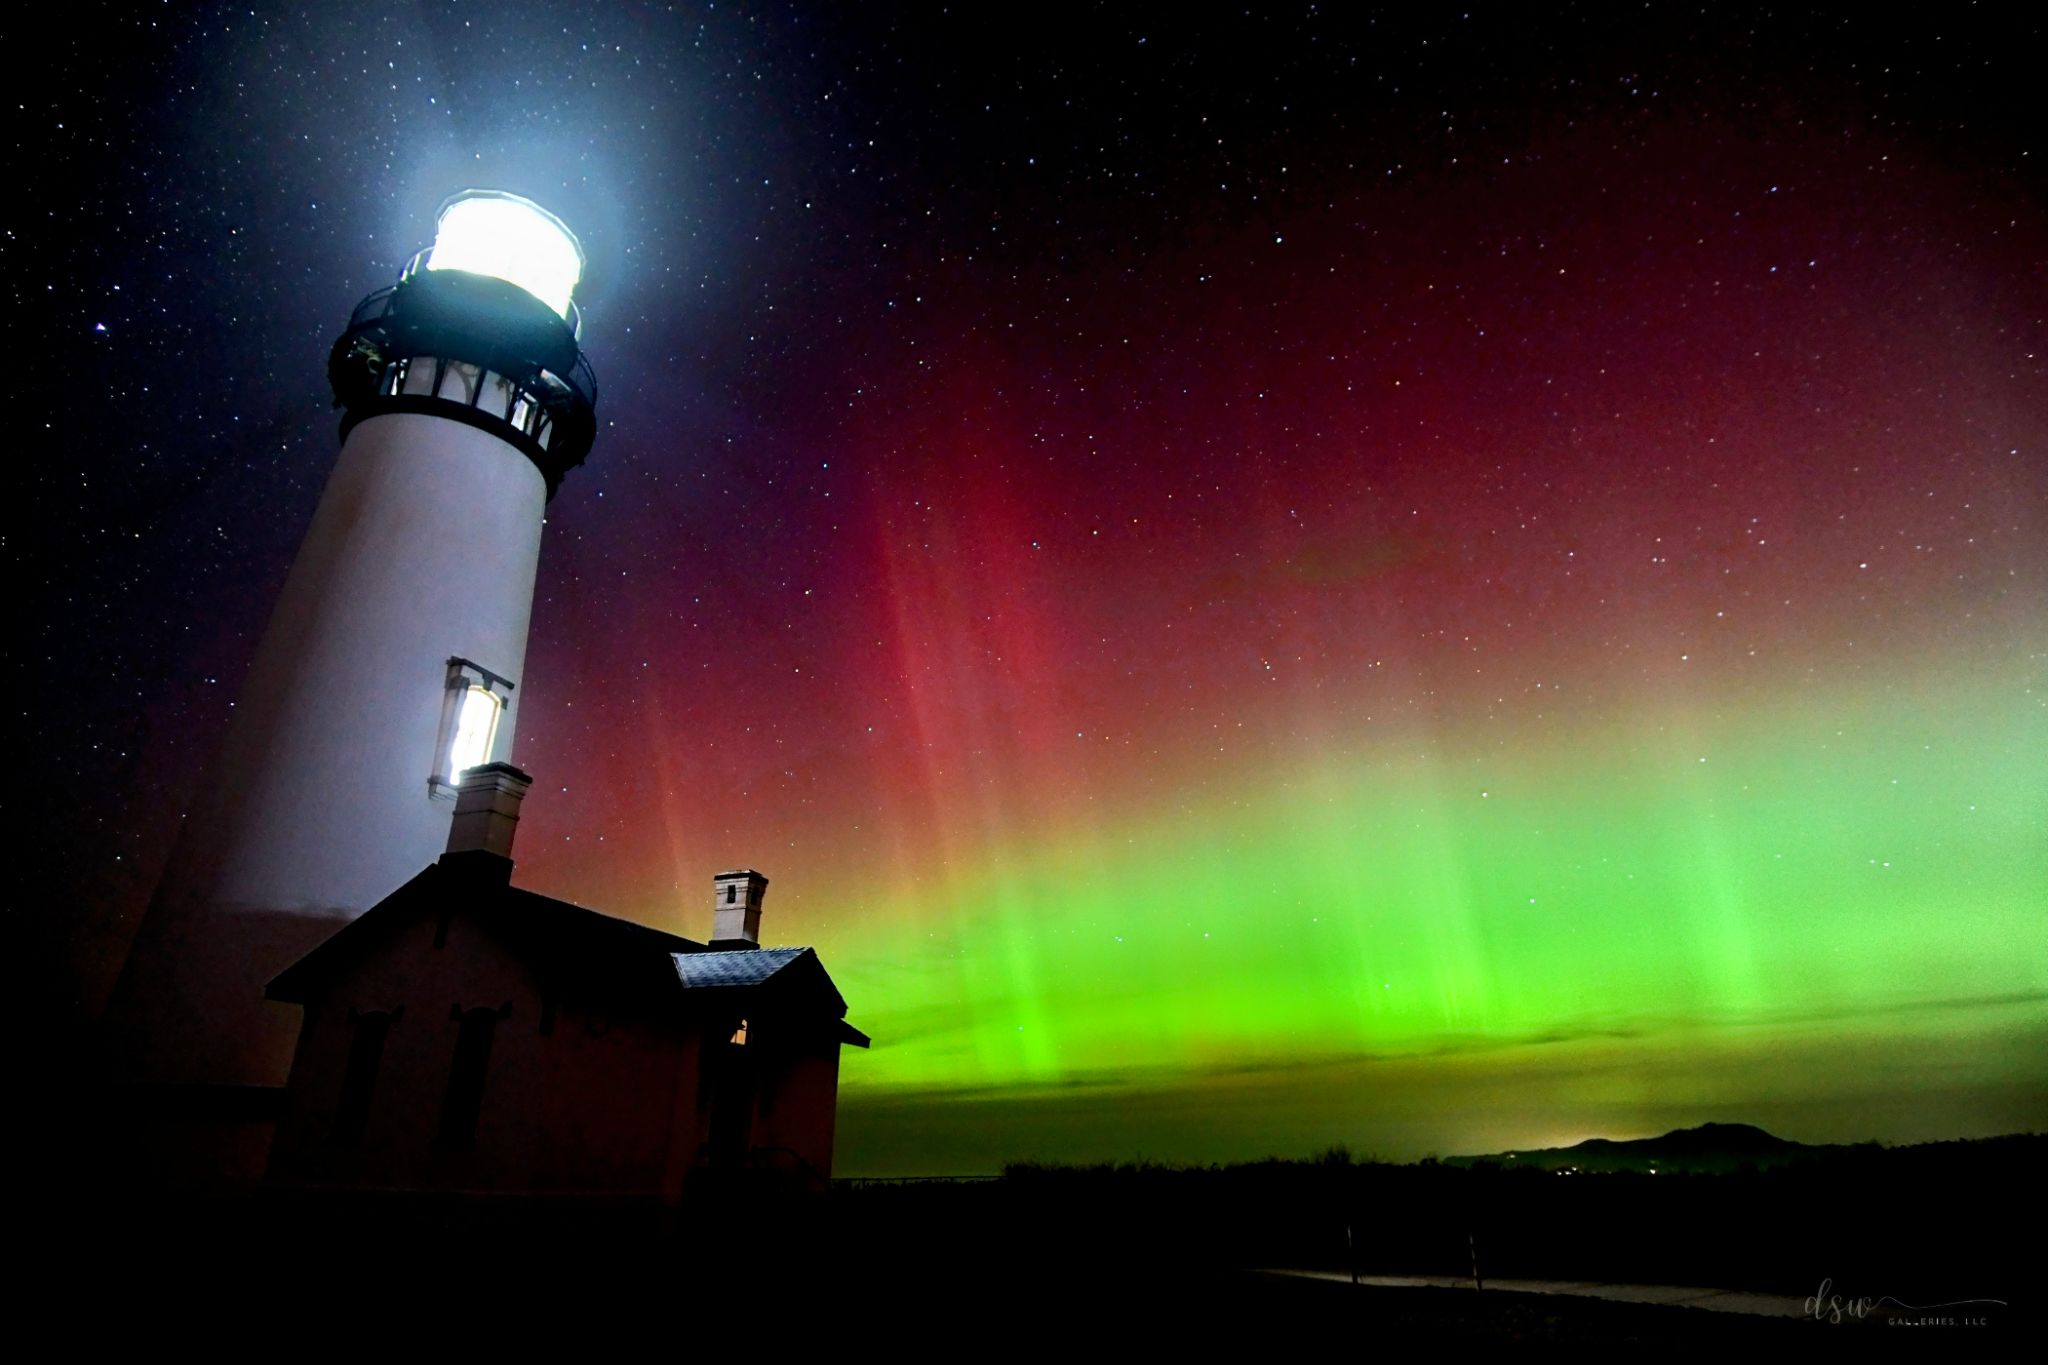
[445,762,533,861]
[711,869,767,948]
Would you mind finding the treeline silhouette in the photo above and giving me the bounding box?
[814,1133,2037,1303]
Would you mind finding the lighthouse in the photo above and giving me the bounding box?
[104,193,597,1123]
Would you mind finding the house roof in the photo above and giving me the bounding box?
[672,948,870,1046]
[673,947,811,989]
[266,851,867,1045]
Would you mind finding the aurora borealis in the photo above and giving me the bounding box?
[21,4,2045,1173]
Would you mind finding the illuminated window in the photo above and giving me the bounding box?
[432,658,515,795]
[730,1019,748,1046]
[448,686,500,778]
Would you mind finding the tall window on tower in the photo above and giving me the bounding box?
[449,685,499,774]
[431,657,515,796]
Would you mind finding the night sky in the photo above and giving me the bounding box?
[17,3,2045,1173]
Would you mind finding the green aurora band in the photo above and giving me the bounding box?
[817,665,2045,1171]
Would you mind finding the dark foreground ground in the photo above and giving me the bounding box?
[31,1142,2031,1348]
[19,1201,1909,1347]
[14,1128,2027,1343]
[32,1229,2004,1349]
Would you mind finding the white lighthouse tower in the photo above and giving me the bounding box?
[104,193,597,1125]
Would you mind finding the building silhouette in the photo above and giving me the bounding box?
[266,764,865,1196]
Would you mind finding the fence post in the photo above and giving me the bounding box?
[1469,1229,1483,1291]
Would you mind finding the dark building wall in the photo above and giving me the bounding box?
[749,1036,843,1183]
[267,909,704,1196]
[531,994,704,1195]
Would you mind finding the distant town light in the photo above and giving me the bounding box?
[426,191,584,319]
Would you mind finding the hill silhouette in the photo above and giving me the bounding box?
[1451,1122,1828,1173]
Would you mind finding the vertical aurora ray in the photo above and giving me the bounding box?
[500,25,2048,1171]
[827,665,2045,1089]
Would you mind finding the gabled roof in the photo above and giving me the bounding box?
[266,853,704,1001]
[672,948,870,1046]
[673,947,812,989]
[266,852,867,1045]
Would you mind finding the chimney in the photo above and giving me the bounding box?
[711,869,768,948]
[444,762,533,860]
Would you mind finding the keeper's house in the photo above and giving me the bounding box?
[263,763,867,1198]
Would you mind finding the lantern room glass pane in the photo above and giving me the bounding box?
[424,192,583,320]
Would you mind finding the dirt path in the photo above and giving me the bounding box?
[1260,1268,1818,1319]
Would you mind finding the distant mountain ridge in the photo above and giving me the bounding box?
[1450,1122,1834,1173]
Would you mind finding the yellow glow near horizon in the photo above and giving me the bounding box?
[425,192,584,319]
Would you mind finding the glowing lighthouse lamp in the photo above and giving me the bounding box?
[106,190,600,1097]
[422,191,585,321]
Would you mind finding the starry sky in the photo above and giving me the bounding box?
[17,3,2045,1173]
